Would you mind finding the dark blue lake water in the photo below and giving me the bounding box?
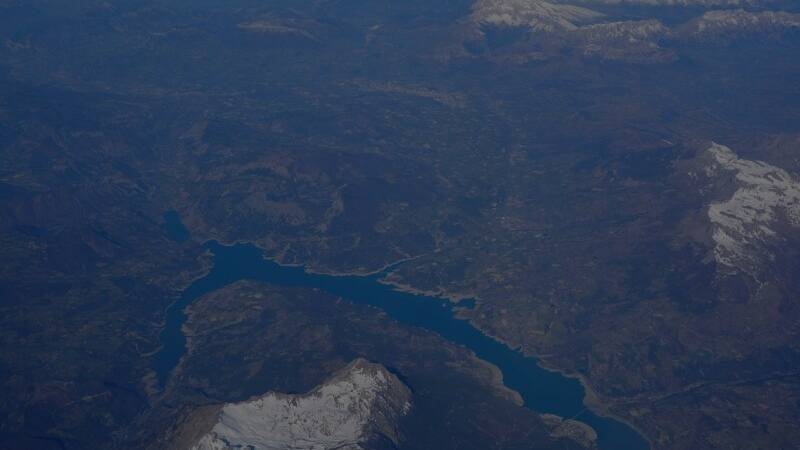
[162,210,189,243]
[153,240,649,450]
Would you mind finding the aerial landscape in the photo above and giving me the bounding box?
[1,0,799,449]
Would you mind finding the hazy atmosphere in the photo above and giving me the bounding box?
[2,0,800,449]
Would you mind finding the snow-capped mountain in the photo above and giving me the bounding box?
[464,0,800,61]
[471,0,604,31]
[679,9,800,40]
[191,359,412,450]
[703,143,800,277]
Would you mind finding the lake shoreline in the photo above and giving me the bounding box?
[154,236,650,450]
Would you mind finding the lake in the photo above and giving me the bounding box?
[154,239,649,450]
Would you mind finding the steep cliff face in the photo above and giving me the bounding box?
[191,359,412,450]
